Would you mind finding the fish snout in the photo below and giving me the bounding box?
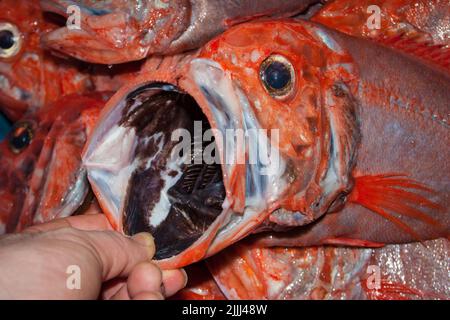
[40,0,191,64]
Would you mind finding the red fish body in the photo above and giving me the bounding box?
[178,16,450,300]
[244,23,449,247]
[0,92,110,233]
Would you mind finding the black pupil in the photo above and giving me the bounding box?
[0,30,15,50]
[263,61,291,90]
[10,125,31,151]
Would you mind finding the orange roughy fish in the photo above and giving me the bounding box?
[180,2,450,298]
[0,0,93,121]
[40,0,320,64]
[311,0,450,70]
[0,92,110,234]
[81,19,449,270]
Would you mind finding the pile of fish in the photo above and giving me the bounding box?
[0,0,448,299]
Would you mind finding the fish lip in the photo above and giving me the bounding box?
[83,59,289,268]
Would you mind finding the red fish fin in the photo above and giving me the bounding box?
[349,174,443,240]
[322,237,385,248]
[376,34,450,70]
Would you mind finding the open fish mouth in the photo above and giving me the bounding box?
[83,59,289,267]
[112,83,227,261]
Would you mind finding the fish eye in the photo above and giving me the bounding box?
[9,121,33,154]
[260,54,295,99]
[0,22,22,58]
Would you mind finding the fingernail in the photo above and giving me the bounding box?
[131,232,155,257]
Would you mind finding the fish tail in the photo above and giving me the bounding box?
[349,174,443,240]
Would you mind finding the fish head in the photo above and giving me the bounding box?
[0,0,92,121]
[0,92,109,234]
[40,0,191,63]
[0,0,51,120]
[190,20,361,227]
[83,20,360,269]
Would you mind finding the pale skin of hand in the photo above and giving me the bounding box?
[0,214,187,299]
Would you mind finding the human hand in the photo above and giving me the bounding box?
[0,214,187,299]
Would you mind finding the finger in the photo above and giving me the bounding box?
[162,269,188,297]
[24,214,113,233]
[82,231,155,281]
[127,262,163,299]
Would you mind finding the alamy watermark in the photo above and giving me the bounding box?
[171,121,281,176]
[366,265,381,290]
[66,5,81,30]
[66,264,81,290]
[366,5,381,30]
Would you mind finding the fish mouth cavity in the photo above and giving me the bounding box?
[121,83,226,260]
[84,82,227,260]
